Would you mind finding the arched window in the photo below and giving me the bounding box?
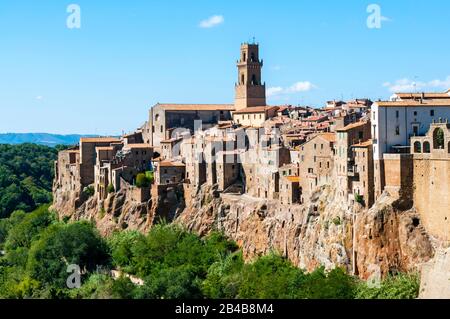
[241,74,245,85]
[251,52,255,62]
[251,74,257,85]
[414,141,422,153]
[155,114,160,122]
[423,141,431,153]
[448,141,450,154]
[433,128,445,149]
[243,52,246,62]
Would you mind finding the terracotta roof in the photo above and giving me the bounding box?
[396,93,450,99]
[80,137,120,143]
[233,106,278,114]
[318,132,337,143]
[155,103,235,111]
[124,143,153,149]
[352,140,373,148]
[160,137,182,143]
[285,176,300,183]
[337,121,368,132]
[305,115,327,121]
[377,99,450,107]
[159,161,185,167]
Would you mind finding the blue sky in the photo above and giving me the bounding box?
[1,0,450,134]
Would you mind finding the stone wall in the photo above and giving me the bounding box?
[413,157,450,242]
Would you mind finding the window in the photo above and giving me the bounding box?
[396,110,399,118]
[414,111,418,116]
[414,141,421,153]
[413,125,419,136]
[423,141,431,153]
[373,112,376,121]
[430,110,435,117]
[251,74,257,85]
[358,131,363,140]
[395,126,400,136]
[160,125,163,133]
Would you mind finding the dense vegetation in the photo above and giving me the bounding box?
[0,206,420,299]
[0,144,62,218]
[0,143,420,299]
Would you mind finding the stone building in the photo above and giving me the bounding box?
[350,140,375,207]
[335,121,371,203]
[79,137,121,187]
[233,106,279,127]
[54,147,81,194]
[155,161,186,185]
[371,91,450,199]
[279,176,301,205]
[215,150,241,192]
[410,120,450,241]
[148,104,234,147]
[234,43,266,110]
[297,133,336,203]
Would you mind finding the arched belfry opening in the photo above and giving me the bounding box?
[424,141,431,153]
[433,128,445,149]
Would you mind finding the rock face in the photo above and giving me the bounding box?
[53,182,435,279]
[52,185,185,237]
[419,248,450,299]
[177,184,434,279]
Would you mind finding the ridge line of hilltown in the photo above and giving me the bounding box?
[54,42,450,242]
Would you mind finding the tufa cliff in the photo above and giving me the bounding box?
[53,181,434,280]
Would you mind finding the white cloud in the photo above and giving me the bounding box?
[267,87,284,97]
[286,81,317,93]
[271,65,282,71]
[35,96,44,101]
[383,76,450,93]
[267,81,317,97]
[199,15,224,28]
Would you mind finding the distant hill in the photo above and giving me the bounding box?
[0,133,98,147]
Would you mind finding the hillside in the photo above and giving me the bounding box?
[0,133,96,147]
[0,144,59,218]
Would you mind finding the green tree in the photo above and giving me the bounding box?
[26,222,111,288]
[135,173,151,188]
[355,273,420,299]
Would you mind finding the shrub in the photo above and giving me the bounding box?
[332,217,341,226]
[107,184,115,194]
[135,173,151,188]
[355,194,364,205]
[83,186,95,198]
[145,171,154,183]
[355,273,420,299]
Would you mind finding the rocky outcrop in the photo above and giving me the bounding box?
[53,180,435,279]
[419,248,450,299]
[52,185,185,236]
[177,184,434,279]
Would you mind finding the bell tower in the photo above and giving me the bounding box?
[234,43,266,110]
